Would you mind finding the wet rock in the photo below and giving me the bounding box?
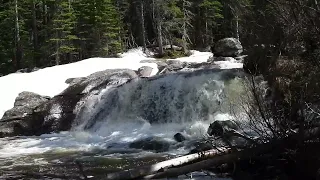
[129,137,171,152]
[174,132,186,142]
[207,120,238,137]
[137,66,153,77]
[214,38,243,57]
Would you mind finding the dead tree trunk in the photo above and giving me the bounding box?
[106,148,230,180]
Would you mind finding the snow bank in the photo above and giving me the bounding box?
[0,48,157,119]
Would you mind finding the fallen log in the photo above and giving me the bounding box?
[108,129,320,180]
[105,147,230,180]
[143,139,282,179]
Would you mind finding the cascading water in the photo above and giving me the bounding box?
[70,69,246,149]
[0,67,247,180]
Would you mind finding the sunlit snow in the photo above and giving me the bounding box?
[0,48,157,118]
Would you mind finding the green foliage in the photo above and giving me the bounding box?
[98,0,123,56]
[49,0,78,64]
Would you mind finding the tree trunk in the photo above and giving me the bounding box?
[155,0,163,56]
[204,8,208,47]
[140,0,147,52]
[32,0,39,67]
[55,31,60,65]
[182,0,188,54]
[106,148,229,180]
[15,0,22,70]
[235,14,240,40]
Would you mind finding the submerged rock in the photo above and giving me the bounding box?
[129,137,171,152]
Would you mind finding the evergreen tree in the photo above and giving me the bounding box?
[198,0,223,47]
[96,0,122,56]
[50,0,78,65]
[0,1,15,73]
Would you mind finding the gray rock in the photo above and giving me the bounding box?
[0,92,50,137]
[129,137,171,152]
[0,69,138,137]
[189,141,215,154]
[137,66,153,77]
[40,69,138,133]
[214,38,243,57]
[2,92,50,120]
[174,132,186,142]
[207,120,238,137]
[139,60,168,73]
[166,60,188,71]
[65,77,86,84]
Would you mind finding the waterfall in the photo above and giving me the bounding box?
[73,68,246,137]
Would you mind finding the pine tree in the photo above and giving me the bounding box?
[180,0,193,53]
[199,0,223,47]
[96,0,122,56]
[0,1,15,73]
[50,0,78,65]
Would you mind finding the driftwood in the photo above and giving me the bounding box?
[105,147,230,180]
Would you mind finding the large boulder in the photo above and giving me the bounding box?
[214,38,243,57]
[0,92,50,137]
[0,69,138,137]
[38,69,138,134]
[2,91,50,119]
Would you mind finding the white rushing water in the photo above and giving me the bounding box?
[0,48,245,178]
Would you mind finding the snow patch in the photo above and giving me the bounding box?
[0,48,157,119]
